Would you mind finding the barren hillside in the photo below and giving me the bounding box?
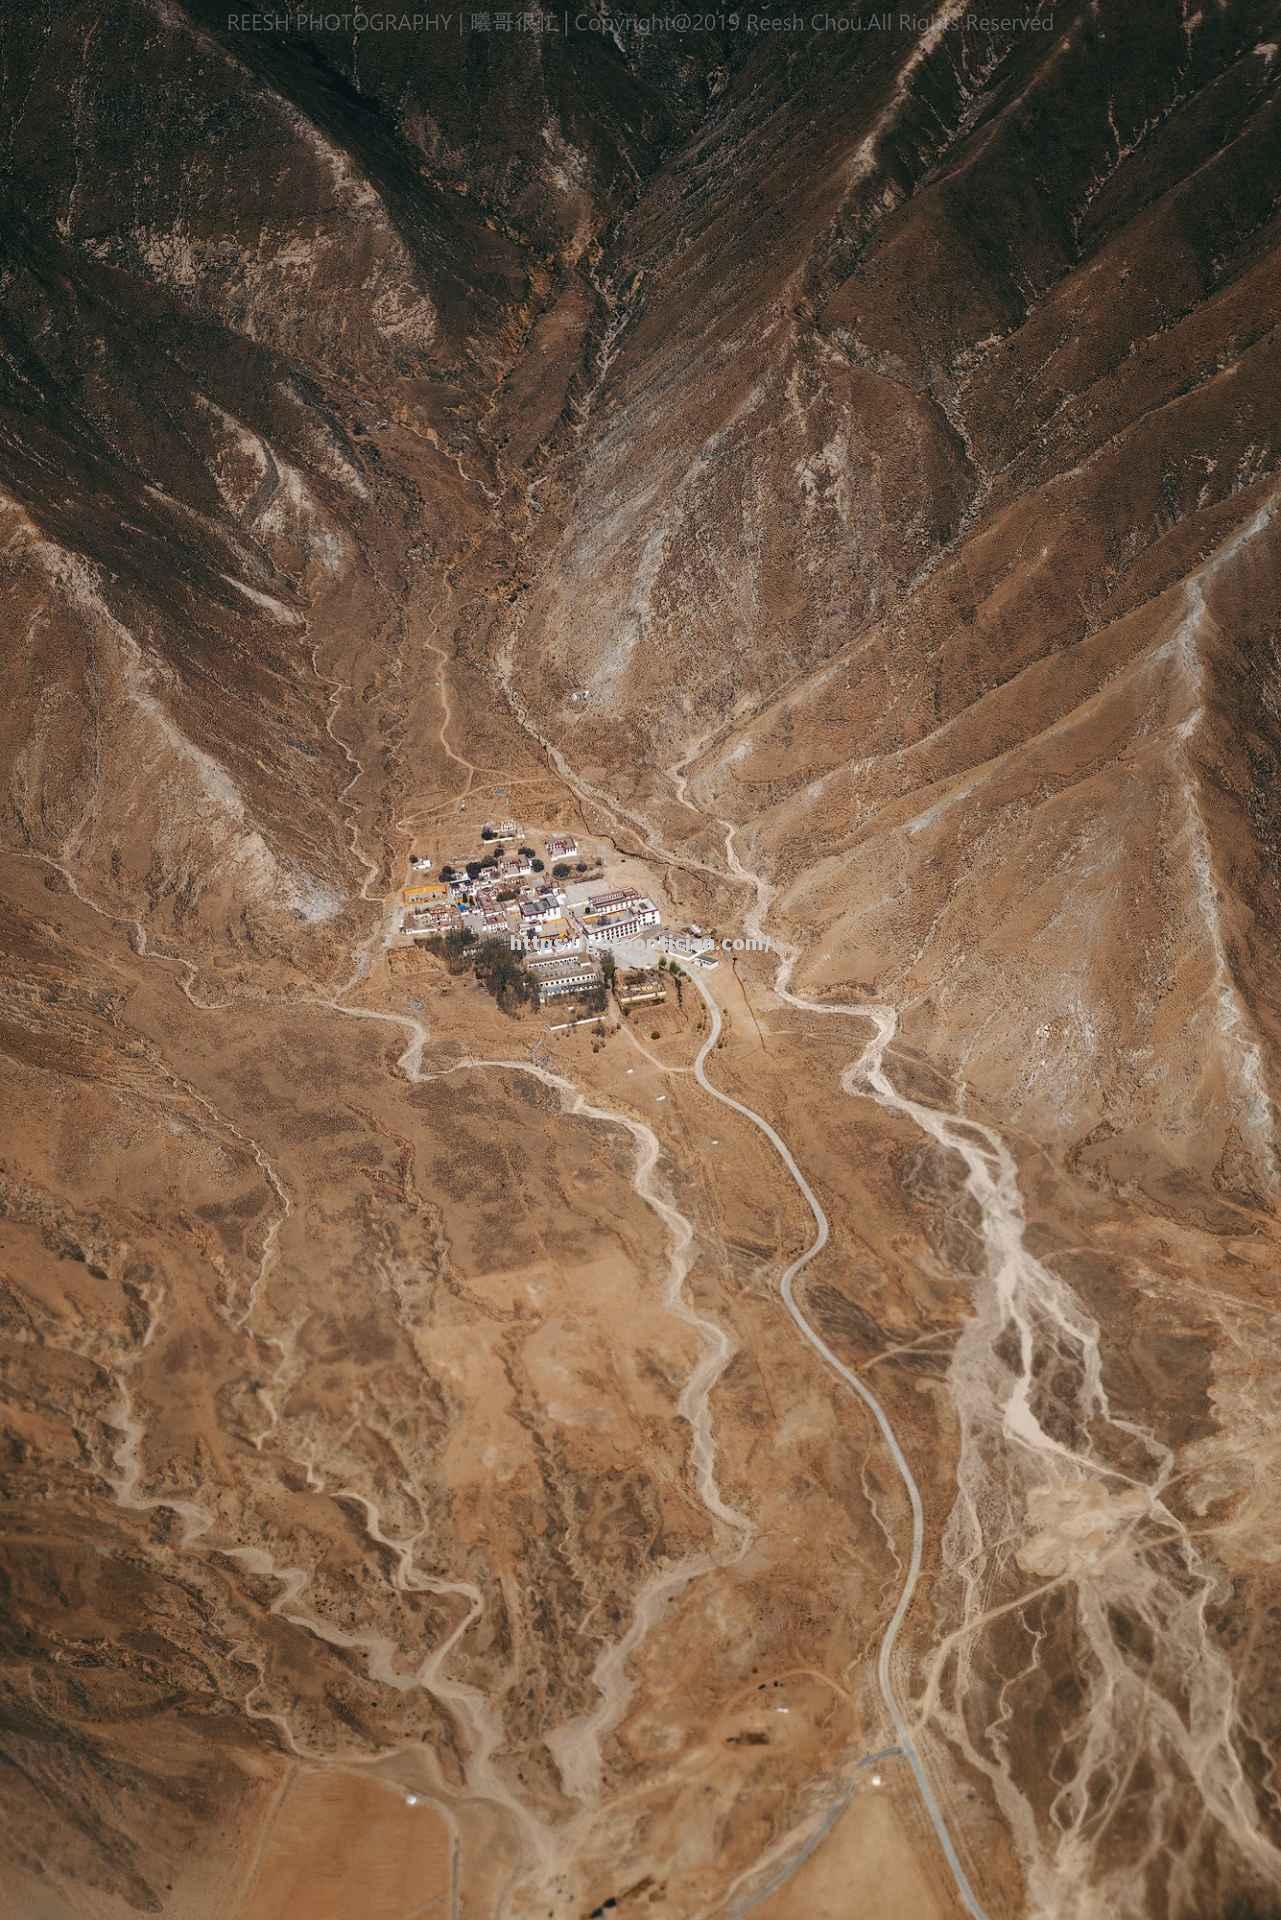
[3,8,1280,1920]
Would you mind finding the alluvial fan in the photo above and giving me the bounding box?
[3,7,1281,1920]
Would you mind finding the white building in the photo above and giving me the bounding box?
[585,886,642,913]
[408,904,456,938]
[582,899,661,946]
[513,909,586,955]
[528,954,602,1002]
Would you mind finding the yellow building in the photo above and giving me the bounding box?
[403,881,448,905]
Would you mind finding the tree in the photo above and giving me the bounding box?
[480,827,496,841]
[466,861,483,880]
[440,865,455,881]
[575,861,588,873]
[518,845,536,859]
[601,951,617,986]
[433,925,477,975]
[531,857,545,872]
[472,937,535,1015]
[552,863,570,879]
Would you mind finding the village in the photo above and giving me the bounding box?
[394,819,724,1016]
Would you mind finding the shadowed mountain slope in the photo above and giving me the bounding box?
[3,8,1281,1920]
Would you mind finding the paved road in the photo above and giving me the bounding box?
[680,963,992,1920]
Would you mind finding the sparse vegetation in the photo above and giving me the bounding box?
[423,929,532,1014]
[473,937,536,1014]
[423,925,477,975]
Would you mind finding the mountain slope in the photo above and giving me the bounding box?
[3,8,1281,1920]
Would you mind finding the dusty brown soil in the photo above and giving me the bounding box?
[5,9,1281,1920]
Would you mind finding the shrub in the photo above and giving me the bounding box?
[425,926,477,975]
[473,936,535,1015]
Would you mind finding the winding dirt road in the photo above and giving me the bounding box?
[678,958,991,1920]
[490,661,1000,1911]
[494,655,1281,1915]
[77,556,1281,1920]
[707,819,1281,1920]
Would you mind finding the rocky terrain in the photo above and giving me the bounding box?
[3,5,1281,1919]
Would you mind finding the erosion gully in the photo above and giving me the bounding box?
[487,680,1281,1920]
[63,595,1281,1920]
